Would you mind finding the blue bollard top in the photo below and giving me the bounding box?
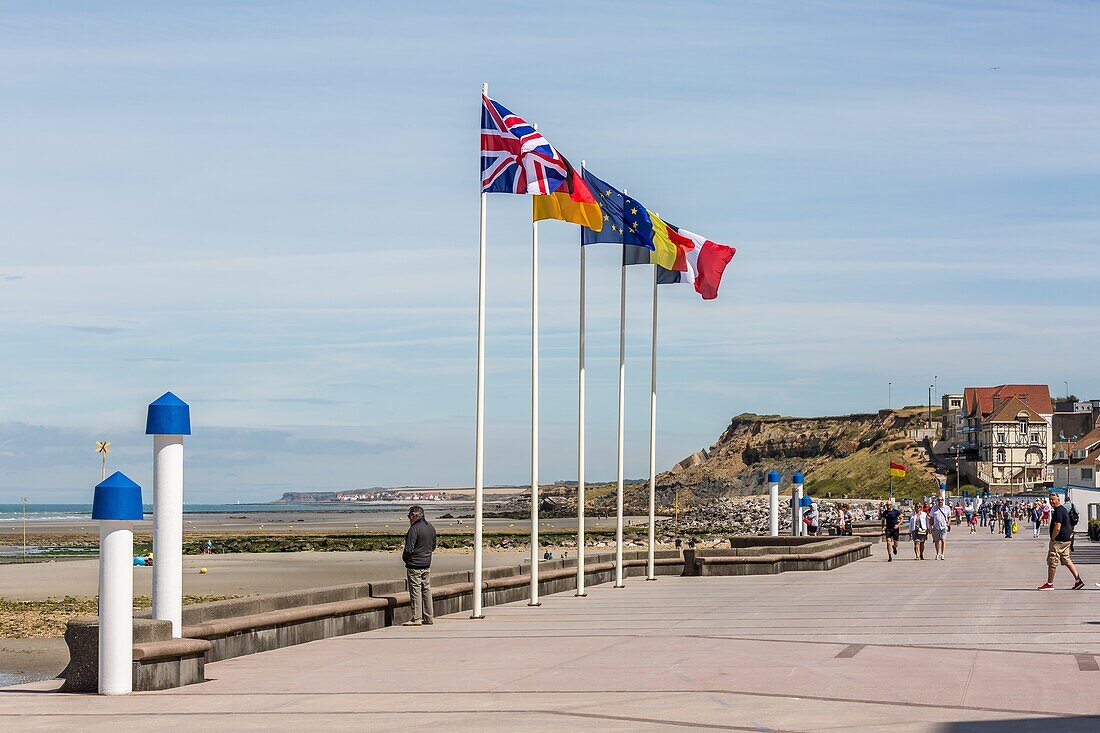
[92,472,144,521]
[939,482,947,491]
[767,469,781,484]
[146,392,191,435]
[792,471,804,484]
[800,495,813,507]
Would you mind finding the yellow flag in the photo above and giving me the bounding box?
[647,211,680,270]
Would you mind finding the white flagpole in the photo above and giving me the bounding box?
[576,162,587,598]
[646,263,658,581]
[614,235,627,589]
[529,211,541,607]
[472,82,488,620]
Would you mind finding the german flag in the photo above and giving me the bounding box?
[889,461,907,478]
[532,159,604,232]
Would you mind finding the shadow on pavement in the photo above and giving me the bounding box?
[939,716,1100,732]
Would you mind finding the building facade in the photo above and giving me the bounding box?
[960,385,1053,493]
[941,393,963,440]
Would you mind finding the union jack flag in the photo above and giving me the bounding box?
[481,94,569,195]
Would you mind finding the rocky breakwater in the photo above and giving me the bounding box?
[671,495,880,536]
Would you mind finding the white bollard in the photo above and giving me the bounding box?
[93,471,144,695]
[793,472,805,537]
[147,392,191,638]
[767,470,780,537]
[939,482,947,505]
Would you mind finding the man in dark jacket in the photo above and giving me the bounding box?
[402,505,437,626]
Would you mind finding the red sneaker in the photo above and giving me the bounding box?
[1037,583,1054,590]
[1073,579,1085,590]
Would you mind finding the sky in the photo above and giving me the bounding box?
[1,1,1099,502]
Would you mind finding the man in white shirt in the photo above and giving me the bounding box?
[930,497,952,560]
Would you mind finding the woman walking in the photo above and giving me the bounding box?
[910,503,929,560]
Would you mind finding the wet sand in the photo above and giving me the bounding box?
[1,508,647,544]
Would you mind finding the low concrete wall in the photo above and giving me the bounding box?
[63,538,870,692]
[692,537,872,576]
[60,617,211,693]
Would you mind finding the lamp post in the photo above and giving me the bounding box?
[146,392,191,638]
[93,471,143,695]
[927,385,933,431]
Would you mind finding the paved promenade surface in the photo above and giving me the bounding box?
[5,530,1100,731]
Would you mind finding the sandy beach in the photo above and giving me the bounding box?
[0,549,536,685]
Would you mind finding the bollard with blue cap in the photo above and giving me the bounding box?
[792,472,805,537]
[93,471,143,695]
[147,392,190,638]
[767,470,781,537]
[939,481,947,505]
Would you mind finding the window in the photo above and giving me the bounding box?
[1031,433,1040,444]
[997,433,1006,444]
[1084,468,1095,481]
[996,448,1006,463]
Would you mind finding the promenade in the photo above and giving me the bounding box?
[5,530,1100,732]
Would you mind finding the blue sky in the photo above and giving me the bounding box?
[2,1,1099,501]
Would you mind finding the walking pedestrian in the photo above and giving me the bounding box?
[1038,492,1084,590]
[401,505,437,626]
[930,497,951,560]
[1031,502,1043,539]
[909,503,928,560]
[1003,501,1013,538]
[881,499,901,562]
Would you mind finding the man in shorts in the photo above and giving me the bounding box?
[1038,492,1084,591]
[881,499,901,562]
[930,497,951,560]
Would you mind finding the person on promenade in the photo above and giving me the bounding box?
[989,501,1000,535]
[401,505,437,626]
[909,503,928,560]
[1031,502,1043,539]
[1039,492,1084,591]
[930,497,951,560]
[806,501,819,536]
[964,500,974,528]
[881,500,901,562]
[1002,502,1014,538]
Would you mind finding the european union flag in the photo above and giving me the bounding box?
[580,169,655,250]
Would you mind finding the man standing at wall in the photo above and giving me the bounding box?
[1039,492,1084,591]
[402,505,437,626]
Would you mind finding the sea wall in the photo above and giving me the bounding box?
[61,536,870,692]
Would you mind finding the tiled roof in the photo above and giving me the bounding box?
[988,397,1046,424]
[964,384,1053,418]
[1070,427,1100,454]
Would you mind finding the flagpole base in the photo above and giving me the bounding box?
[469,615,485,620]
[645,577,657,581]
[613,584,625,589]
[527,602,541,607]
[574,593,587,598]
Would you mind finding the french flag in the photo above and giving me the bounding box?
[660,225,736,300]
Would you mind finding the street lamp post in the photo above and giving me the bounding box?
[927,385,933,431]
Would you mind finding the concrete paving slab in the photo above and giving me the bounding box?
[4,531,1100,731]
